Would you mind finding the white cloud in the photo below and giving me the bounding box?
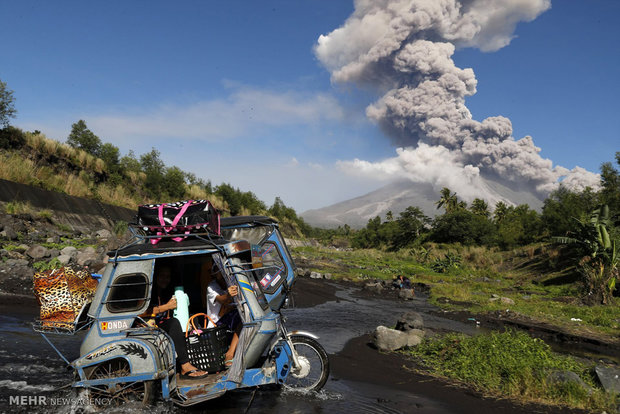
[88,85,344,143]
[20,84,345,147]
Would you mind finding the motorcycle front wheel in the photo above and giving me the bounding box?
[284,335,329,391]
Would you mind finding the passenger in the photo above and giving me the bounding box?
[145,266,208,379]
[205,262,241,368]
[392,275,403,289]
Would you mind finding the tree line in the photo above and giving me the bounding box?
[317,155,620,253]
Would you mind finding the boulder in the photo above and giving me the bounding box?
[594,366,620,394]
[95,229,112,239]
[0,227,18,241]
[10,220,27,234]
[547,371,593,394]
[324,273,333,280]
[363,282,383,294]
[406,330,424,347]
[309,272,323,279]
[57,254,72,265]
[5,258,29,268]
[26,245,49,260]
[46,236,61,244]
[373,326,408,352]
[395,311,424,331]
[398,289,415,300]
[500,297,515,305]
[60,246,78,259]
[76,247,98,266]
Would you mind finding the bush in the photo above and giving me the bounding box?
[0,126,26,149]
[4,200,32,215]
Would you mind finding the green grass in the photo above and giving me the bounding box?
[32,258,62,272]
[41,237,97,250]
[405,331,616,411]
[4,200,32,215]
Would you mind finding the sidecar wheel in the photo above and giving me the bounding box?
[284,335,329,391]
[87,358,155,407]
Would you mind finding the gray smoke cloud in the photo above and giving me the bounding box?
[316,0,600,204]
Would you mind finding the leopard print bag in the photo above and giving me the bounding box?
[33,267,99,329]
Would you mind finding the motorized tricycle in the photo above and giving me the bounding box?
[34,215,329,407]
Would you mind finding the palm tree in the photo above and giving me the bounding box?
[470,198,489,217]
[493,201,509,224]
[435,188,459,213]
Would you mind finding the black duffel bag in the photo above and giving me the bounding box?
[137,199,220,244]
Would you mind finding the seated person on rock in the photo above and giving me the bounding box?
[204,262,241,368]
[143,265,208,379]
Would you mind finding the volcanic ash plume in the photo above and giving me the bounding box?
[315,0,600,203]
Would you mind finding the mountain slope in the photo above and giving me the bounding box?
[301,178,544,229]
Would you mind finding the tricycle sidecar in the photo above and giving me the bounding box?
[35,216,328,408]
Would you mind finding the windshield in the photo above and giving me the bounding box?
[221,226,272,245]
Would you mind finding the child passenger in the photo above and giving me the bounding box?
[204,262,242,368]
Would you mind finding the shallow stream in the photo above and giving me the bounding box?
[0,283,573,413]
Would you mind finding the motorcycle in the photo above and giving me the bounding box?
[33,215,329,407]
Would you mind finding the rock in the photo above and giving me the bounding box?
[46,236,61,244]
[57,254,72,265]
[395,311,424,331]
[6,250,26,260]
[491,293,500,298]
[398,289,415,300]
[0,227,18,240]
[10,220,27,233]
[595,366,620,394]
[17,244,29,251]
[406,330,424,347]
[60,246,78,259]
[363,282,383,294]
[5,258,29,268]
[76,246,98,266]
[26,245,49,260]
[500,297,515,305]
[309,271,323,279]
[48,248,60,259]
[373,326,408,352]
[95,229,112,239]
[324,273,333,280]
[547,371,593,394]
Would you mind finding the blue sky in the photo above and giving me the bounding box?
[1,1,618,211]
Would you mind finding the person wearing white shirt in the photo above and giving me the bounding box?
[205,263,241,367]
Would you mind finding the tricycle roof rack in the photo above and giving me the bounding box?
[220,215,278,227]
[109,224,230,259]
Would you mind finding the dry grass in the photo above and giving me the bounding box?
[0,153,36,184]
[64,174,91,198]
[96,183,141,208]
[94,158,106,174]
[127,170,147,186]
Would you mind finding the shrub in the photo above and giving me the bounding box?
[37,210,53,221]
[0,126,26,149]
[4,200,32,215]
[33,258,62,272]
[113,220,128,236]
